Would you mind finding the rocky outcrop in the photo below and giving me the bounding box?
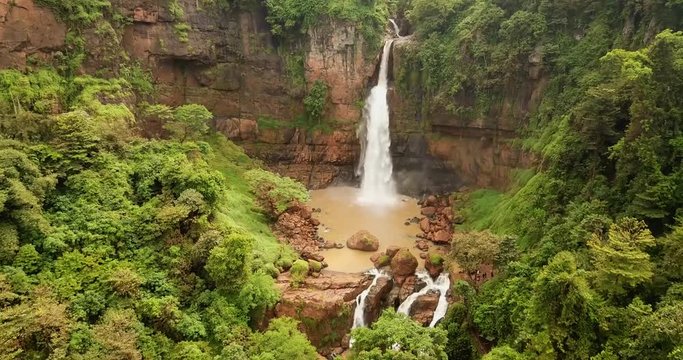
[274,271,369,355]
[362,276,393,325]
[347,230,380,252]
[409,292,439,326]
[0,0,66,69]
[274,204,324,262]
[417,194,454,244]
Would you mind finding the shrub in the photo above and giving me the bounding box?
[244,169,309,218]
[290,259,309,286]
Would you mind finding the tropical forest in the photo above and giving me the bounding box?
[0,0,682,359]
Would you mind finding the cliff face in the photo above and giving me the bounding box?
[0,0,66,68]
[389,38,539,190]
[0,0,537,192]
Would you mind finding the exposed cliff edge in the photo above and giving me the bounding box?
[0,0,536,193]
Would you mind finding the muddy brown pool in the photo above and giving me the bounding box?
[309,186,423,273]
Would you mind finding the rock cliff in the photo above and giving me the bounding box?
[0,0,538,192]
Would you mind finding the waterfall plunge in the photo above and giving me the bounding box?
[397,272,451,328]
[352,269,388,329]
[357,38,397,206]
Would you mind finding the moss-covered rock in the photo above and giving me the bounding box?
[346,230,380,252]
[290,259,309,286]
[390,248,418,277]
[307,259,322,273]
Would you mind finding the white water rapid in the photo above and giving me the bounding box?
[397,272,451,328]
[352,269,388,329]
[357,38,397,206]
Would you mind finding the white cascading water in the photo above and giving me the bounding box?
[352,269,388,329]
[389,18,401,38]
[397,272,451,328]
[357,36,397,206]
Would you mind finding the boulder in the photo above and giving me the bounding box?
[410,292,439,326]
[385,246,401,258]
[416,240,429,251]
[390,248,418,277]
[371,254,390,268]
[419,217,430,232]
[364,276,393,324]
[398,275,418,303]
[421,207,436,216]
[425,253,445,279]
[433,230,451,244]
[346,230,380,251]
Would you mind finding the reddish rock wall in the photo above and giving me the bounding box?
[0,0,66,68]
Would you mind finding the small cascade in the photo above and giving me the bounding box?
[389,18,401,38]
[352,269,388,329]
[397,272,451,328]
[357,37,397,206]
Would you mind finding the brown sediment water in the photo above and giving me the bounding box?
[309,186,422,273]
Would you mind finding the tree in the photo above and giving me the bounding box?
[244,169,309,219]
[249,317,318,360]
[205,232,253,292]
[164,104,212,142]
[451,231,502,280]
[350,309,448,360]
[531,252,600,358]
[588,218,656,297]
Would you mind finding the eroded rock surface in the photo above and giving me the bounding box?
[273,271,369,355]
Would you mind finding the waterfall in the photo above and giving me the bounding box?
[389,19,401,38]
[357,38,397,206]
[397,272,451,328]
[352,269,388,329]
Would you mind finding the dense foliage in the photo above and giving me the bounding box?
[350,309,448,359]
[400,0,683,359]
[0,57,315,358]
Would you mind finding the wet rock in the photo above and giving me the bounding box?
[385,246,401,259]
[334,243,344,249]
[416,240,429,252]
[421,207,436,216]
[404,221,411,226]
[425,253,445,279]
[433,230,451,244]
[390,248,418,277]
[371,254,390,268]
[419,252,427,259]
[274,271,369,354]
[410,292,439,326]
[322,241,337,249]
[419,217,430,232]
[425,195,438,207]
[346,230,380,252]
[398,275,418,302]
[410,217,420,224]
[364,276,393,324]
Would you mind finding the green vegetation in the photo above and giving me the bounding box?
[265,0,389,52]
[350,309,448,359]
[290,259,309,287]
[404,1,683,359]
[0,56,316,358]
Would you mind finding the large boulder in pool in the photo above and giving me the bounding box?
[391,248,418,277]
[346,230,380,251]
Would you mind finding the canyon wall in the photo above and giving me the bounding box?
[0,0,539,192]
